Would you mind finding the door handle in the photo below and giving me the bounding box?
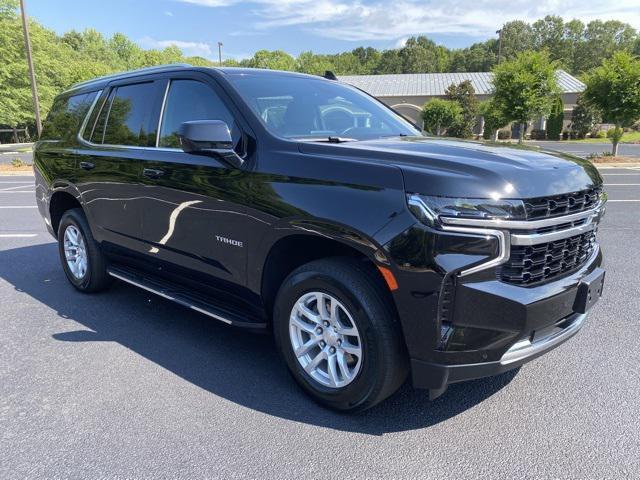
[143,168,165,179]
[79,161,95,170]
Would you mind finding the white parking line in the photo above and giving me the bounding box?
[0,185,35,191]
[0,234,38,238]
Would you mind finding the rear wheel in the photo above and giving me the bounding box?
[57,208,111,293]
[273,257,408,412]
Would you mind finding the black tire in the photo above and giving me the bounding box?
[273,257,408,412]
[57,208,111,293]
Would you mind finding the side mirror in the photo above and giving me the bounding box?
[177,120,244,168]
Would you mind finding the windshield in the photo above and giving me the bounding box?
[226,73,421,141]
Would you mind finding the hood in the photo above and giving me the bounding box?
[298,136,602,199]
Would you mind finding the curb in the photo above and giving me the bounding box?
[593,163,640,168]
[0,170,34,176]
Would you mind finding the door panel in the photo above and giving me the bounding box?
[138,77,253,287]
[76,80,164,255]
[75,148,147,252]
[138,152,252,285]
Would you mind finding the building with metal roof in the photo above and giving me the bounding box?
[339,70,585,134]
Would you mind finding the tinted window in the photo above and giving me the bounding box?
[89,89,115,144]
[101,82,158,146]
[159,80,239,149]
[41,91,98,144]
[226,75,419,141]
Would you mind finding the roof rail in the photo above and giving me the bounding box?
[68,63,193,90]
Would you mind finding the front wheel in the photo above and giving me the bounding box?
[273,258,408,412]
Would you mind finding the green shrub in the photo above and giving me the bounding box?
[530,129,546,140]
[497,129,512,140]
[546,96,564,140]
[422,99,463,136]
[607,126,624,144]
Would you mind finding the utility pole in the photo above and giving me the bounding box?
[20,0,42,137]
[218,42,223,66]
[496,29,503,65]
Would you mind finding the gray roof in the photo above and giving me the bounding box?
[339,70,585,97]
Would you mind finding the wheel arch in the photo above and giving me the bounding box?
[49,190,83,237]
[257,227,397,321]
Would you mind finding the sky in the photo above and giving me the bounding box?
[27,0,640,61]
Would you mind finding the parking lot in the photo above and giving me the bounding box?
[1,168,639,479]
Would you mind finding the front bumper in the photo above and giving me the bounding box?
[405,245,604,398]
[385,201,605,398]
[411,311,587,397]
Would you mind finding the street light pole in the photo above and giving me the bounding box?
[218,42,223,66]
[20,0,42,137]
[496,29,503,65]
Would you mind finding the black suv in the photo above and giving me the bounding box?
[35,65,606,411]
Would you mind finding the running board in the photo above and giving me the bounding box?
[107,265,267,329]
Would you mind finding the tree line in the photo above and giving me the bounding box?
[1,0,640,136]
[420,50,640,155]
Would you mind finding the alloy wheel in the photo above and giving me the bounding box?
[63,225,88,280]
[289,291,363,388]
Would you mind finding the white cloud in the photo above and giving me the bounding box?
[175,0,640,41]
[394,37,409,48]
[178,0,237,6]
[138,37,213,57]
[164,11,174,16]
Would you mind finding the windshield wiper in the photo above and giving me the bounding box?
[378,133,410,139]
[293,136,358,143]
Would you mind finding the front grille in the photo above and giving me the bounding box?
[524,187,601,220]
[499,230,597,285]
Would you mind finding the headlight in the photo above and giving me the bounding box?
[407,194,526,226]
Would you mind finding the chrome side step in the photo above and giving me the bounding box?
[107,266,267,329]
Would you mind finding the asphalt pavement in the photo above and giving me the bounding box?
[1,169,639,479]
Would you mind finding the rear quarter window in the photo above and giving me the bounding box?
[40,91,98,144]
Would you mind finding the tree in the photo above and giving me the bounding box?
[421,99,462,136]
[0,0,17,17]
[445,80,479,138]
[450,41,497,72]
[248,50,296,71]
[546,95,564,140]
[570,96,601,139]
[583,51,640,155]
[479,99,509,141]
[532,16,566,62]
[296,51,334,75]
[491,51,560,143]
[580,20,637,73]
[500,21,534,61]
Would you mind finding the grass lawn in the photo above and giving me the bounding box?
[564,131,640,144]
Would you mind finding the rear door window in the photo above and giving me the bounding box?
[99,82,159,147]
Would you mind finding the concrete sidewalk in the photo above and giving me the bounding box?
[0,142,33,152]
